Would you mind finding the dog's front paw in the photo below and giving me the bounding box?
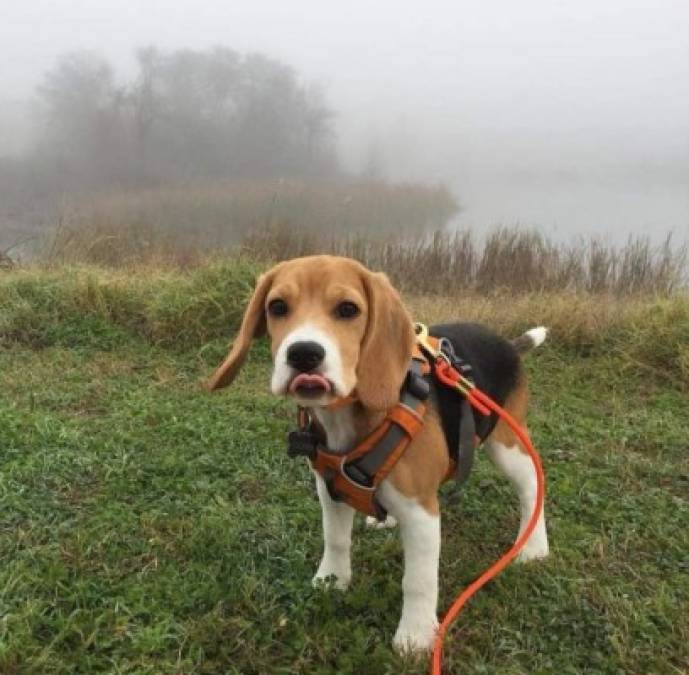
[393,617,439,654]
[312,572,350,590]
[516,540,549,563]
[312,561,351,591]
[515,529,549,563]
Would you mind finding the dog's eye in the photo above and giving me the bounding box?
[334,301,360,319]
[268,299,289,317]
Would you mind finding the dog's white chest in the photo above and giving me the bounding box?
[313,407,357,452]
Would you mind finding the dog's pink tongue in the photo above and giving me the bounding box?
[289,373,331,393]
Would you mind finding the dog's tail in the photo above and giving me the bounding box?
[512,326,548,354]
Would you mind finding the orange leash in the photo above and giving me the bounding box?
[430,387,545,674]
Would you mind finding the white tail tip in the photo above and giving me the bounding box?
[525,326,548,348]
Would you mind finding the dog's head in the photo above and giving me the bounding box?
[208,255,414,411]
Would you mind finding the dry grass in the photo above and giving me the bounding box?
[0,249,16,270]
[407,291,689,385]
[43,179,458,266]
[27,178,685,296]
[244,227,687,296]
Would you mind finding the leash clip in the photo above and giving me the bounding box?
[415,322,443,360]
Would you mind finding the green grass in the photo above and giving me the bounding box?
[0,261,263,350]
[1,271,688,673]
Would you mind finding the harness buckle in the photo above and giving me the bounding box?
[287,430,319,460]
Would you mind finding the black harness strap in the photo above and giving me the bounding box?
[456,399,476,485]
[436,337,478,485]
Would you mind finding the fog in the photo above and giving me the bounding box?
[2,0,688,245]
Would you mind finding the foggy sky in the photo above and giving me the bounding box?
[2,0,689,239]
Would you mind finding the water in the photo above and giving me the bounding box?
[452,177,689,244]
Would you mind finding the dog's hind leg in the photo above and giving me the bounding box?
[312,473,355,590]
[485,437,549,562]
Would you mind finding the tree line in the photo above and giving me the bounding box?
[29,47,338,191]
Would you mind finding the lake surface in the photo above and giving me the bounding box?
[452,177,689,244]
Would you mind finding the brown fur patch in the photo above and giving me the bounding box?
[388,408,451,514]
[485,374,530,451]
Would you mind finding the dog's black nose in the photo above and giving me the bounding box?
[287,341,325,372]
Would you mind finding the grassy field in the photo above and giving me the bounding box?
[1,264,688,674]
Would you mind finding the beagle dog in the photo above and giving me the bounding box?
[208,255,549,653]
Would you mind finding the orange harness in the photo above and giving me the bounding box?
[288,336,470,520]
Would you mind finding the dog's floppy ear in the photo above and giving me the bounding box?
[207,269,276,391]
[356,270,415,411]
